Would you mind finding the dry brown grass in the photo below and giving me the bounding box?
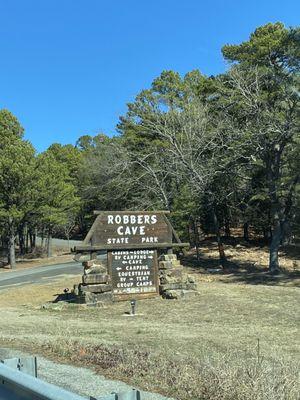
[0,275,81,307]
[45,340,299,400]
[0,241,299,399]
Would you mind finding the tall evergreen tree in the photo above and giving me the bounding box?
[0,110,36,267]
[221,22,300,272]
[36,151,80,257]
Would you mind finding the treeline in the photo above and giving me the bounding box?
[0,113,81,267]
[0,22,299,271]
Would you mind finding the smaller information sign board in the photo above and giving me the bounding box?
[108,249,158,300]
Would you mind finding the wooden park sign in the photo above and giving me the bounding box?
[75,211,189,301]
[81,211,172,249]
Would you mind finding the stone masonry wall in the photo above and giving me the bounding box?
[73,260,113,306]
[158,253,198,299]
[73,252,198,305]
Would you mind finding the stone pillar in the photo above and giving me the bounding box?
[73,259,113,306]
[158,253,198,299]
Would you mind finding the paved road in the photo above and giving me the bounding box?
[36,237,83,249]
[0,262,83,290]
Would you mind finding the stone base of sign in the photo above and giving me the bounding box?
[72,260,114,306]
[72,253,197,305]
[82,274,110,285]
[158,254,198,299]
[76,291,113,306]
[162,289,199,300]
[79,283,112,293]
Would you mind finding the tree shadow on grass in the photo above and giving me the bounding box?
[180,240,300,287]
[219,269,300,286]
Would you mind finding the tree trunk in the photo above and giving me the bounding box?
[225,219,231,238]
[193,219,200,261]
[188,222,192,247]
[243,222,249,241]
[47,227,52,258]
[8,217,16,269]
[25,231,29,253]
[269,174,299,272]
[66,233,70,252]
[212,209,226,268]
[224,205,231,238]
[41,227,45,248]
[31,228,37,252]
[29,232,33,252]
[269,213,282,273]
[18,227,25,255]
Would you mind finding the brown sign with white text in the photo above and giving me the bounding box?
[89,211,172,249]
[108,249,158,300]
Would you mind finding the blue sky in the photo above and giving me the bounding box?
[0,0,299,152]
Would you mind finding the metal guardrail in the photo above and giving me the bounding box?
[0,358,141,400]
[1,357,38,377]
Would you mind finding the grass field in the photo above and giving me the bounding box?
[0,241,299,400]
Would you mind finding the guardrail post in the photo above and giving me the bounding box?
[91,389,141,400]
[1,357,37,377]
[117,389,141,400]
